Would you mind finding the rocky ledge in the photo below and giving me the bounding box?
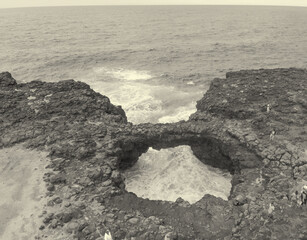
[0,68,306,240]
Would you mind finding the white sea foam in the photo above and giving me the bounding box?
[158,103,196,123]
[93,67,153,81]
[87,79,163,123]
[123,146,232,204]
[86,68,200,124]
[187,81,195,85]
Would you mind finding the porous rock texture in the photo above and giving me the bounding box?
[0,68,306,240]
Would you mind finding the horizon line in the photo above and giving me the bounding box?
[1,4,307,10]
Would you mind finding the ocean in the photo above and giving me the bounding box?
[1,5,307,123]
[1,5,307,202]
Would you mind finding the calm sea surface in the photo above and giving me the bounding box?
[1,5,306,202]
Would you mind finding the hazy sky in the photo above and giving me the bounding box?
[1,0,307,9]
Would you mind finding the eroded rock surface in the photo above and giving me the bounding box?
[0,68,306,239]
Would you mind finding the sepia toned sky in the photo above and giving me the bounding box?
[0,0,307,9]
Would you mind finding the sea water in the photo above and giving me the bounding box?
[1,5,307,202]
[1,6,307,124]
[123,146,232,203]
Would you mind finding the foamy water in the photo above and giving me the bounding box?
[94,67,153,81]
[85,67,200,123]
[123,146,232,203]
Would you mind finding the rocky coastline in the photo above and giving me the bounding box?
[0,68,306,239]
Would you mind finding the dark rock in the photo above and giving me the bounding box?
[164,232,177,240]
[46,184,55,191]
[78,176,92,186]
[0,72,16,87]
[127,217,139,225]
[50,219,59,229]
[82,223,96,235]
[86,168,103,181]
[233,194,247,206]
[43,213,54,224]
[47,197,62,206]
[66,222,79,234]
[56,211,73,223]
[110,170,122,185]
[49,173,66,184]
[54,197,63,204]
[77,221,89,232]
[1,69,306,240]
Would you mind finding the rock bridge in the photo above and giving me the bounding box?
[0,69,306,239]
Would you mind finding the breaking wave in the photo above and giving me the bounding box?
[84,66,200,124]
[93,67,153,81]
[123,146,232,204]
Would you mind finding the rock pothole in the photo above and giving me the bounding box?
[122,145,232,203]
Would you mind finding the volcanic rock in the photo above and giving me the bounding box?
[1,68,306,239]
